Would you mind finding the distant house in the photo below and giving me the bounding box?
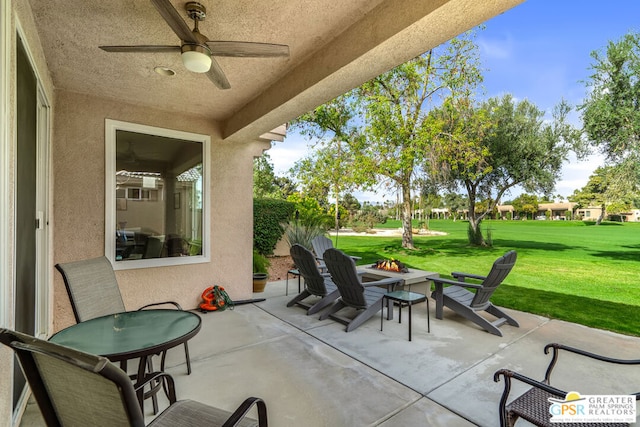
[575,206,603,221]
[621,210,640,222]
[498,202,577,220]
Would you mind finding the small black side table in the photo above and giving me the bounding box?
[381,290,429,341]
[286,269,301,296]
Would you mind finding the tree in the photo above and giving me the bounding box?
[340,193,361,219]
[292,31,489,248]
[432,94,584,245]
[350,31,484,249]
[253,153,281,198]
[580,32,640,176]
[511,194,539,220]
[442,192,467,220]
[290,95,361,231]
[254,153,298,199]
[569,166,634,224]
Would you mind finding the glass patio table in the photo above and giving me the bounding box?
[50,309,201,409]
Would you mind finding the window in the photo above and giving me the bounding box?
[105,120,210,269]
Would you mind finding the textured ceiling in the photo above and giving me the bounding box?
[26,0,525,141]
[27,0,384,120]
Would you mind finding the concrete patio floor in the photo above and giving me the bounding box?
[20,278,640,426]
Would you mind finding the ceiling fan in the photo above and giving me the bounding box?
[99,0,290,89]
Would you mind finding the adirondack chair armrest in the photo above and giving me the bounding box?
[432,277,483,290]
[451,271,487,282]
[542,343,640,385]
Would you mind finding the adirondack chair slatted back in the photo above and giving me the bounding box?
[290,244,330,297]
[323,248,368,309]
[311,236,333,260]
[471,251,517,309]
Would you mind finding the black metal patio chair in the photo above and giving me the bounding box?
[494,342,640,427]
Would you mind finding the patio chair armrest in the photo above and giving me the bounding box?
[135,372,177,404]
[138,301,183,311]
[451,271,486,282]
[432,277,483,290]
[362,277,403,291]
[542,343,640,384]
[493,368,566,427]
[221,397,268,427]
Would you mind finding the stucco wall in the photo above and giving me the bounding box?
[51,90,267,331]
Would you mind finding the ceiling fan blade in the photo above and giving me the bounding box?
[206,58,231,90]
[100,45,181,53]
[205,41,290,58]
[150,0,198,43]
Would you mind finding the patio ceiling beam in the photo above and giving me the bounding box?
[221,0,524,143]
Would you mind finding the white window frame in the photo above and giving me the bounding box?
[105,119,210,270]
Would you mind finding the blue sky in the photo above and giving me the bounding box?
[269,0,640,203]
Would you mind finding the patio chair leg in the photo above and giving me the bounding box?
[307,289,340,315]
[319,300,346,321]
[345,300,383,332]
[487,305,520,327]
[286,290,311,307]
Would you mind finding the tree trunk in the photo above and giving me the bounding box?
[334,196,340,231]
[401,182,415,249]
[595,203,605,225]
[467,194,485,246]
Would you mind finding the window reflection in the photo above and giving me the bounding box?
[114,130,203,262]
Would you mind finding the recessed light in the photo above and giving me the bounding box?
[154,66,175,76]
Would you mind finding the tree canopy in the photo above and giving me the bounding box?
[292,31,484,249]
[431,94,584,245]
[580,32,640,166]
[569,165,635,224]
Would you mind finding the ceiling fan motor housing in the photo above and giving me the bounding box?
[185,2,207,21]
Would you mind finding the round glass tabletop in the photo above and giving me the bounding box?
[50,309,201,360]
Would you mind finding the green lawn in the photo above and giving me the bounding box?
[332,219,640,336]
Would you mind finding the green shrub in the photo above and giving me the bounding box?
[253,249,271,273]
[253,198,296,255]
[284,222,326,251]
[351,210,387,230]
[350,222,369,233]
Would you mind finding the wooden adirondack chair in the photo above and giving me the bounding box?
[431,250,518,336]
[320,248,402,332]
[286,244,340,315]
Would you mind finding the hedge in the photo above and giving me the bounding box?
[253,198,296,255]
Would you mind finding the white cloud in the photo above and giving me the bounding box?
[478,35,514,60]
[555,152,605,197]
[268,133,311,175]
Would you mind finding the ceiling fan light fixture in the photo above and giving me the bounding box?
[181,45,212,73]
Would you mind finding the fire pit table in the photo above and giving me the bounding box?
[356,260,439,322]
[357,262,439,289]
